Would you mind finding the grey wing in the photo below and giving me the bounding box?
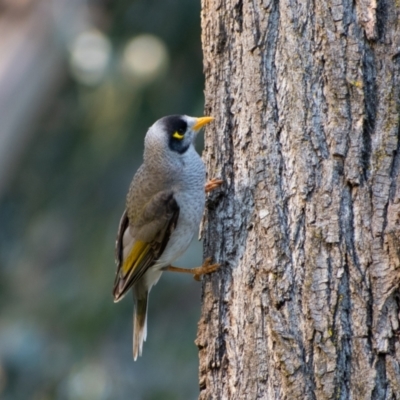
[113,191,179,301]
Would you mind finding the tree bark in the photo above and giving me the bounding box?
[197,1,400,399]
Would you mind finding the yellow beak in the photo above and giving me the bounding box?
[192,116,214,131]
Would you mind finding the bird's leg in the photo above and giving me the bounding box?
[165,257,220,281]
[205,178,223,193]
[166,180,222,281]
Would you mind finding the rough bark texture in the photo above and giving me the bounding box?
[197,1,400,399]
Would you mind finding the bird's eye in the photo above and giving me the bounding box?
[172,131,184,140]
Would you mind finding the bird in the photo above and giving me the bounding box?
[113,114,222,360]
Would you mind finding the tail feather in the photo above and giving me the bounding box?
[133,293,148,361]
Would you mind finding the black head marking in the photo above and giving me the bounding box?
[161,115,188,136]
[160,115,191,154]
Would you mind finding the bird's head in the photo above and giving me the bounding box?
[144,114,214,156]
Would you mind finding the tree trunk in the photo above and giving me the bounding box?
[197,1,400,399]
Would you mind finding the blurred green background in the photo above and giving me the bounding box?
[0,0,206,399]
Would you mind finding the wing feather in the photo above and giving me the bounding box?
[113,191,179,301]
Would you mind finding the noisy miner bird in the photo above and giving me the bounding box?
[113,114,222,360]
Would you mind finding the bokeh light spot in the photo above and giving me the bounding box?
[69,30,112,86]
[66,362,110,400]
[122,34,169,86]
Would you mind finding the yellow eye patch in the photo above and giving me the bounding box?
[173,131,184,140]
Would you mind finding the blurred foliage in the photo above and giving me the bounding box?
[0,0,207,399]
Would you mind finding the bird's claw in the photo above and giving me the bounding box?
[205,178,223,193]
[193,257,220,281]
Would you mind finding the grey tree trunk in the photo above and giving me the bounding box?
[197,1,400,399]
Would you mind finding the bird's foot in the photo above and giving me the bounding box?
[205,178,223,193]
[165,257,220,281]
[192,257,220,281]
